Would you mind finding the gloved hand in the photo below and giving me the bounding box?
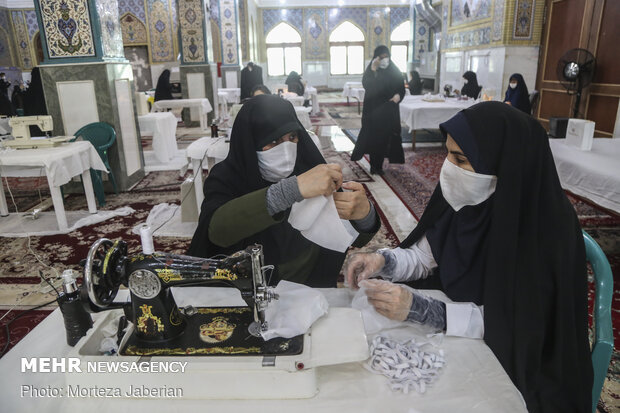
[344,253,385,289]
[362,279,447,330]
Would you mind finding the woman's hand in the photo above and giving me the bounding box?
[390,93,401,104]
[371,57,380,72]
[297,164,342,198]
[345,252,385,289]
[362,279,413,321]
[334,181,371,220]
[505,101,512,105]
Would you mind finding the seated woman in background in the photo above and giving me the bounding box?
[285,71,305,96]
[154,69,173,102]
[503,73,531,114]
[188,94,380,287]
[458,71,482,99]
[408,70,423,95]
[345,101,592,413]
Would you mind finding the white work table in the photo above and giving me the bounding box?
[0,287,526,412]
[151,98,213,131]
[304,86,319,115]
[186,137,230,212]
[0,141,107,231]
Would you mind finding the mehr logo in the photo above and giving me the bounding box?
[21,358,82,373]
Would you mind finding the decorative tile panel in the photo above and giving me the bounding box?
[24,10,39,39]
[97,0,124,58]
[38,0,95,58]
[179,0,206,63]
[210,0,219,26]
[513,0,534,39]
[238,0,246,61]
[11,11,33,68]
[0,9,11,32]
[121,12,147,44]
[118,0,146,23]
[262,8,303,35]
[492,0,505,41]
[219,0,239,65]
[304,8,326,60]
[450,0,492,27]
[413,9,430,62]
[369,8,387,59]
[327,7,367,32]
[445,26,491,49]
[0,28,13,67]
[390,6,409,32]
[147,0,175,62]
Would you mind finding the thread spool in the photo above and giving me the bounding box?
[140,224,154,255]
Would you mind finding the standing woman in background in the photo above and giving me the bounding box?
[503,73,532,114]
[22,67,47,135]
[460,71,482,99]
[351,45,405,175]
[154,69,173,102]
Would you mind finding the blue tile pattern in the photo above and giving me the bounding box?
[0,29,11,67]
[97,0,124,58]
[390,6,409,32]
[513,0,534,39]
[238,0,247,60]
[262,8,303,34]
[118,0,146,23]
[445,26,491,49]
[304,8,326,60]
[0,9,10,35]
[24,10,39,39]
[492,0,505,41]
[450,0,492,27]
[327,7,367,32]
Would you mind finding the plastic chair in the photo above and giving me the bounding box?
[71,122,118,207]
[583,230,614,413]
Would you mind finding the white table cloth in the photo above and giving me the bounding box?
[399,95,476,132]
[151,98,213,131]
[342,81,363,98]
[0,288,526,413]
[549,138,620,214]
[304,86,320,115]
[283,93,304,107]
[0,141,107,230]
[138,113,178,163]
[186,137,230,211]
[295,106,312,130]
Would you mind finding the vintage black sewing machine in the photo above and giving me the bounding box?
[78,238,303,357]
[69,238,369,399]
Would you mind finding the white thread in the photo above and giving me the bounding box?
[366,335,446,394]
[139,223,154,254]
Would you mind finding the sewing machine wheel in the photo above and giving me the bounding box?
[83,238,124,308]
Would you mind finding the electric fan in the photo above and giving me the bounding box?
[556,48,596,118]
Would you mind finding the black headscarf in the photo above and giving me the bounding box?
[461,71,481,99]
[154,69,173,101]
[23,67,47,116]
[187,94,347,287]
[285,71,304,96]
[400,102,592,412]
[409,70,423,95]
[240,62,264,100]
[503,73,531,114]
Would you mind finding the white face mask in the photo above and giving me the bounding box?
[509,82,517,89]
[463,79,468,84]
[256,141,297,182]
[439,158,497,211]
[379,57,390,69]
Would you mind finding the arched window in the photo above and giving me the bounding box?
[390,21,410,73]
[266,22,302,77]
[329,21,364,75]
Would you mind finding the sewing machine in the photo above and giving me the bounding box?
[3,116,71,149]
[67,238,369,399]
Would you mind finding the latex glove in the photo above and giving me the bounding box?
[333,181,371,220]
[362,279,412,321]
[297,163,342,198]
[371,57,380,71]
[344,253,385,289]
[390,93,401,104]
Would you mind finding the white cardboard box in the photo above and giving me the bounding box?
[566,119,595,151]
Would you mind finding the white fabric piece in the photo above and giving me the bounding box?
[0,207,134,237]
[0,141,106,187]
[366,335,446,394]
[384,238,436,282]
[439,158,497,211]
[185,137,229,165]
[288,195,358,253]
[256,141,297,183]
[131,203,197,238]
[342,82,363,98]
[445,302,485,338]
[261,281,329,340]
[352,283,404,334]
[138,113,178,163]
[399,95,476,132]
[549,138,620,214]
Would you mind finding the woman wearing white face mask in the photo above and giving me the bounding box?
[188,94,380,287]
[503,73,531,114]
[351,45,405,175]
[345,102,592,413]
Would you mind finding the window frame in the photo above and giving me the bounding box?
[390,20,411,74]
[265,23,302,77]
[328,21,366,76]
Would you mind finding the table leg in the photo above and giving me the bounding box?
[357,99,361,115]
[412,130,417,151]
[192,158,204,213]
[46,175,68,231]
[0,172,8,216]
[347,97,350,106]
[200,109,208,131]
[81,170,98,214]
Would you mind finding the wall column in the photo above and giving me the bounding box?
[217,0,241,88]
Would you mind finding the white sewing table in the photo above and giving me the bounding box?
[342,83,365,114]
[186,137,230,212]
[151,98,213,131]
[138,112,178,163]
[0,288,525,412]
[304,86,319,115]
[217,88,241,120]
[0,141,107,231]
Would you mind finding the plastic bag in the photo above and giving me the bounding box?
[261,280,329,340]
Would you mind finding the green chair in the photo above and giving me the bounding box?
[71,122,118,207]
[583,230,614,413]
